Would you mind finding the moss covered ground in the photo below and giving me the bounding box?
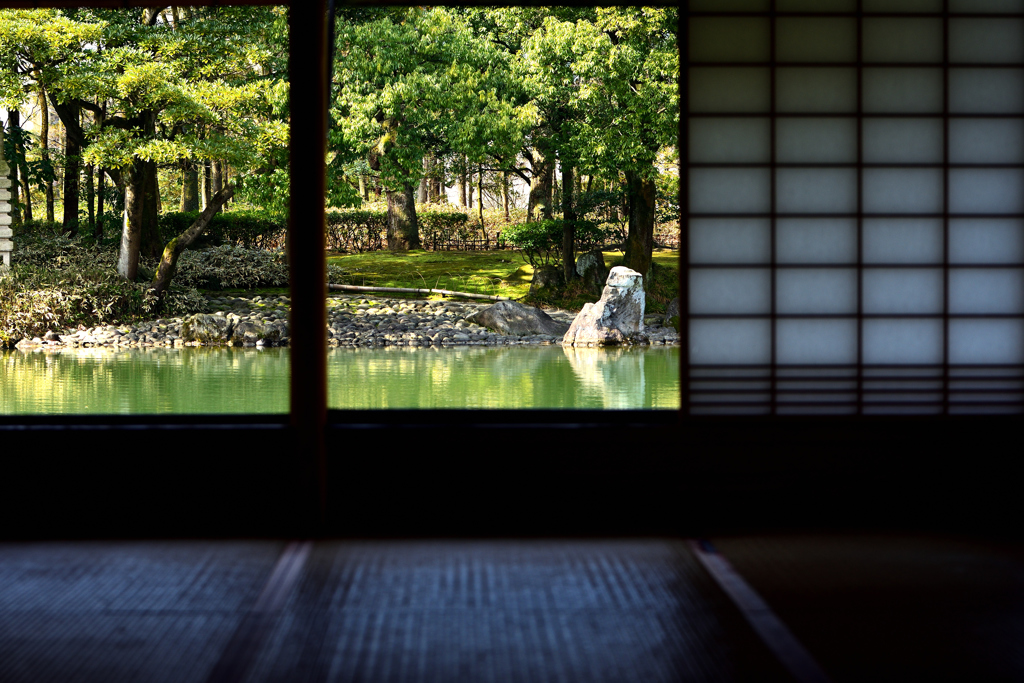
[327,248,680,312]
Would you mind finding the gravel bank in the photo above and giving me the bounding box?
[14,294,681,350]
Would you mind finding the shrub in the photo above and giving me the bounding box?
[0,237,207,345]
[172,245,290,290]
[502,219,609,268]
[417,209,472,249]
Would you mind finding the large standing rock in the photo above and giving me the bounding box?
[529,264,564,296]
[562,266,646,347]
[575,249,609,293]
[181,313,233,344]
[229,320,283,345]
[465,300,570,337]
[664,297,680,332]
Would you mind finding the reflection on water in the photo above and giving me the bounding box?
[1,346,679,414]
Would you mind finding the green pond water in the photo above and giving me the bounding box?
[0,346,680,414]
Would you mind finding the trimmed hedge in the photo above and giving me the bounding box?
[502,219,610,268]
[160,210,286,250]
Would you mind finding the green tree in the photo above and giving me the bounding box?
[331,7,531,250]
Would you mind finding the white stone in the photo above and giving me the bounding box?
[0,227,11,238]
[1,251,9,268]
[0,201,10,212]
[0,189,10,201]
[562,266,647,347]
[0,214,10,226]
[0,178,11,189]
[0,161,9,175]
[0,239,13,251]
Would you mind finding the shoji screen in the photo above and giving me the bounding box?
[686,0,1024,415]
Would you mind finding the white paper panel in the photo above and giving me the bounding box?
[776,18,857,63]
[863,219,944,264]
[777,169,857,213]
[690,269,771,314]
[776,320,858,364]
[690,319,771,365]
[863,169,943,214]
[950,269,1024,314]
[689,0,770,10]
[776,68,857,113]
[690,169,771,214]
[777,218,858,263]
[862,0,941,11]
[949,69,1024,113]
[950,0,1024,13]
[777,269,858,314]
[949,170,1024,214]
[862,118,943,163]
[689,118,770,163]
[690,219,772,264]
[690,18,771,63]
[863,19,943,64]
[950,219,1024,264]
[864,319,944,364]
[949,320,1024,365]
[863,68,944,113]
[689,68,770,113]
[776,118,857,163]
[949,119,1024,164]
[950,19,1024,64]
[864,269,944,314]
[777,0,856,10]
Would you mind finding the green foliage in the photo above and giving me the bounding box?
[0,236,206,345]
[502,219,608,268]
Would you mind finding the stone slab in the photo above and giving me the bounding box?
[0,239,13,251]
[0,189,10,200]
[0,161,9,174]
[0,214,11,226]
[0,200,10,212]
[1,251,10,268]
[0,178,11,189]
[0,226,12,238]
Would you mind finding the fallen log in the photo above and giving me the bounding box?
[328,283,510,301]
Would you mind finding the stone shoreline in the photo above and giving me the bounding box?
[11,294,682,351]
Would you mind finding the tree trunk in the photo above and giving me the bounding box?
[417,157,428,204]
[39,87,54,223]
[180,160,199,212]
[430,174,442,204]
[561,162,576,283]
[386,182,420,250]
[623,169,657,287]
[211,160,223,215]
[86,163,96,237]
[140,160,162,259]
[528,148,553,222]
[358,175,367,201]
[7,110,21,226]
[62,100,81,236]
[459,166,467,207]
[117,162,146,280]
[502,171,510,221]
[97,168,105,224]
[202,159,211,209]
[151,184,235,295]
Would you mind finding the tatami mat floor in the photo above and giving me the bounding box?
[0,536,1021,682]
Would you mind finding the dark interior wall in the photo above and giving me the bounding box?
[2,414,1020,539]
